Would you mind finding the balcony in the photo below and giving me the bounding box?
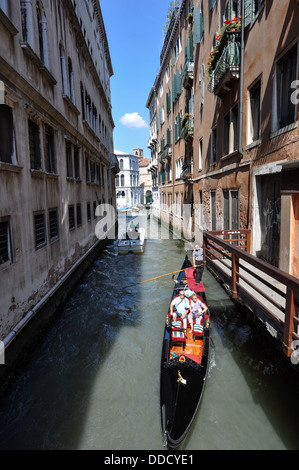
[181,114,194,142]
[182,59,194,90]
[158,149,166,163]
[180,163,193,181]
[207,30,241,96]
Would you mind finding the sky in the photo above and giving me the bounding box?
[100,0,172,158]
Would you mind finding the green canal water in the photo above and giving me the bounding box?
[0,231,298,450]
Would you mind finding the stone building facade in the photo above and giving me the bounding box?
[0,0,117,365]
[115,150,141,208]
[146,0,299,274]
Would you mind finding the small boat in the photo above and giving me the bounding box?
[160,255,210,449]
[117,227,145,254]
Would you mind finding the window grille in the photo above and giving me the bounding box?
[29,119,41,170]
[68,206,75,230]
[34,213,46,248]
[76,205,82,227]
[49,209,58,240]
[0,221,11,265]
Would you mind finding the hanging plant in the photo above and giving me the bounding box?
[207,16,241,77]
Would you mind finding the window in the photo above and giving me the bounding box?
[66,141,73,178]
[85,157,90,182]
[210,191,216,230]
[68,57,75,104]
[199,139,203,171]
[49,209,58,240]
[248,79,261,143]
[68,205,75,231]
[76,204,82,227]
[275,45,297,131]
[29,119,41,170]
[0,105,15,164]
[120,174,125,186]
[211,127,217,164]
[223,190,239,231]
[87,202,91,221]
[119,159,123,170]
[21,0,34,47]
[34,212,46,248]
[44,124,55,173]
[80,83,85,120]
[74,146,80,180]
[223,105,238,156]
[198,191,203,227]
[60,45,68,95]
[0,220,12,265]
[36,1,45,63]
[244,0,264,27]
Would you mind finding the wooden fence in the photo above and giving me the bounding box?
[203,230,299,358]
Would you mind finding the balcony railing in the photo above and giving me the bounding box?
[207,31,241,96]
[181,115,194,142]
[182,59,194,90]
[180,162,193,180]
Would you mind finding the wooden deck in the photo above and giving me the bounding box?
[170,329,204,364]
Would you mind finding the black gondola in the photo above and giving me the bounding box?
[160,254,210,449]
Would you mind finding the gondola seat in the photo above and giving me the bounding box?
[193,323,204,339]
[171,320,183,330]
[171,330,186,350]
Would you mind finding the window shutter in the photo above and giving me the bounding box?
[244,0,254,27]
[200,64,205,105]
[193,6,201,44]
[178,112,182,138]
[172,78,176,102]
[189,31,194,61]
[209,0,216,10]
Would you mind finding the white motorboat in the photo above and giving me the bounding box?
[118,227,145,254]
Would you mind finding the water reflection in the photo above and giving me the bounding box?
[0,234,298,450]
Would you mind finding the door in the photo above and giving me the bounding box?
[259,174,281,267]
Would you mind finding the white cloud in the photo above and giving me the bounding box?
[120,112,148,129]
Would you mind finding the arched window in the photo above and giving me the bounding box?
[119,159,123,170]
[120,174,125,186]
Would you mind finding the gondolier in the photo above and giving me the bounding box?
[192,244,204,285]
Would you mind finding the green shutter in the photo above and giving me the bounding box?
[200,64,204,105]
[178,112,182,138]
[167,127,171,145]
[193,6,201,44]
[244,0,254,27]
[187,31,194,61]
[172,78,175,102]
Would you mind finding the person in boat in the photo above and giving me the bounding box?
[170,290,190,330]
[192,244,204,285]
[127,221,139,240]
[188,293,208,332]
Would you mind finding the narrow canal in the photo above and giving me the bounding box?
[0,224,299,450]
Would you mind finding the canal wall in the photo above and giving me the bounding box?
[0,237,108,395]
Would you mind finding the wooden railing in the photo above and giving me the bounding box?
[203,230,299,358]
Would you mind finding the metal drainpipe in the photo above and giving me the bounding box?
[238,0,245,155]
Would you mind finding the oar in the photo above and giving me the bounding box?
[124,266,195,289]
